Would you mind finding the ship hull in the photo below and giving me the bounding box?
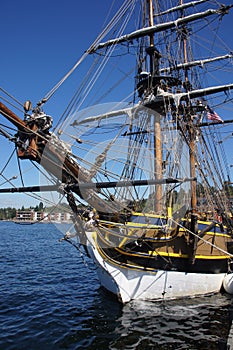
[86,231,226,303]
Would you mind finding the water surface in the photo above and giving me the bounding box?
[0,221,232,349]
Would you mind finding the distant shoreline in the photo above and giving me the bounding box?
[0,219,72,224]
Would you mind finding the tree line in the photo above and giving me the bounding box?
[0,201,71,220]
[0,202,44,220]
[0,207,17,220]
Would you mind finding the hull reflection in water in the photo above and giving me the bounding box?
[66,290,233,350]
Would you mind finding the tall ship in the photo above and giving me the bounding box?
[1,0,233,303]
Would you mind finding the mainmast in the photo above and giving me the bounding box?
[179,0,197,212]
[147,0,163,213]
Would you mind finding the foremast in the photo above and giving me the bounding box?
[139,0,198,216]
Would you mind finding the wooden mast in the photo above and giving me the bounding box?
[179,0,198,261]
[179,0,197,212]
[147,0,163,213]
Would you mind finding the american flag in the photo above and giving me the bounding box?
[206,105,223,123]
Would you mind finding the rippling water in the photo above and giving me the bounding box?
[0,221,233,350]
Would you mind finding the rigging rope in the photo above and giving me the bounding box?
[171,217,233,258]
[0,87,23,108]
[39,0,135,109]
[15,145,24,187]
[58,2,137,134]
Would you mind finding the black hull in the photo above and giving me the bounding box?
[102,246,229,274]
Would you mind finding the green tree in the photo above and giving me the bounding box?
[38,202,44,211]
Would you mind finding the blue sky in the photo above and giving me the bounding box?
[1,0,113,113]
[0,0,233,209]
[0,0,117,208]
